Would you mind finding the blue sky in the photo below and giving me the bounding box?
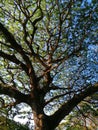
[88,0,92,3]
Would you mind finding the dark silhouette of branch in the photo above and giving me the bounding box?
[0,50,29,75]
[0,82,32,105]
[0,22,37,88]
[49,83,98,129]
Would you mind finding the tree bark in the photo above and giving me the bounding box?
[31,83,98,130]
[33,112,50,130]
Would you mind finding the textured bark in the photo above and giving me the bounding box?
[33,113,50,130]
[31,83,98,130]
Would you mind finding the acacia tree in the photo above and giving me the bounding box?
[0,0,98,130]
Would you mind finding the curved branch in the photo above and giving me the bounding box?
[0,50,29,75]
[0,83,32,104]
[0,22,35,70]
[45,90,74,106]
[0,22,24,55]
[0,22,37,88]
[49,83,98,129]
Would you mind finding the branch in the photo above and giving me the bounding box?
[0,51,29,75]
[0,22,34,70]
[0,22,24,55]
[0,22,37,88]
[45,90,74,106]
[49,83,98,129]
[0,76,5,84]
[0,82,32,105]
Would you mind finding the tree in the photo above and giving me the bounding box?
[57,98,98,130]
[0,116,29,130]
[0,0,98,130]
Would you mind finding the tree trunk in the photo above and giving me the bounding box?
[33,112,51,130]
[30,89,55,130]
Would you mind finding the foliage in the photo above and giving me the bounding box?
[0,0,98,130]
[0,116,29,130]
[57,101,98,130]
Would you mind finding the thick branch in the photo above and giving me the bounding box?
[49,83,98,129]
[0,83,32,104]
[0,22,25,55]
[0,22,34,69]
[0,51,29,75]
[0,22,37,88]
